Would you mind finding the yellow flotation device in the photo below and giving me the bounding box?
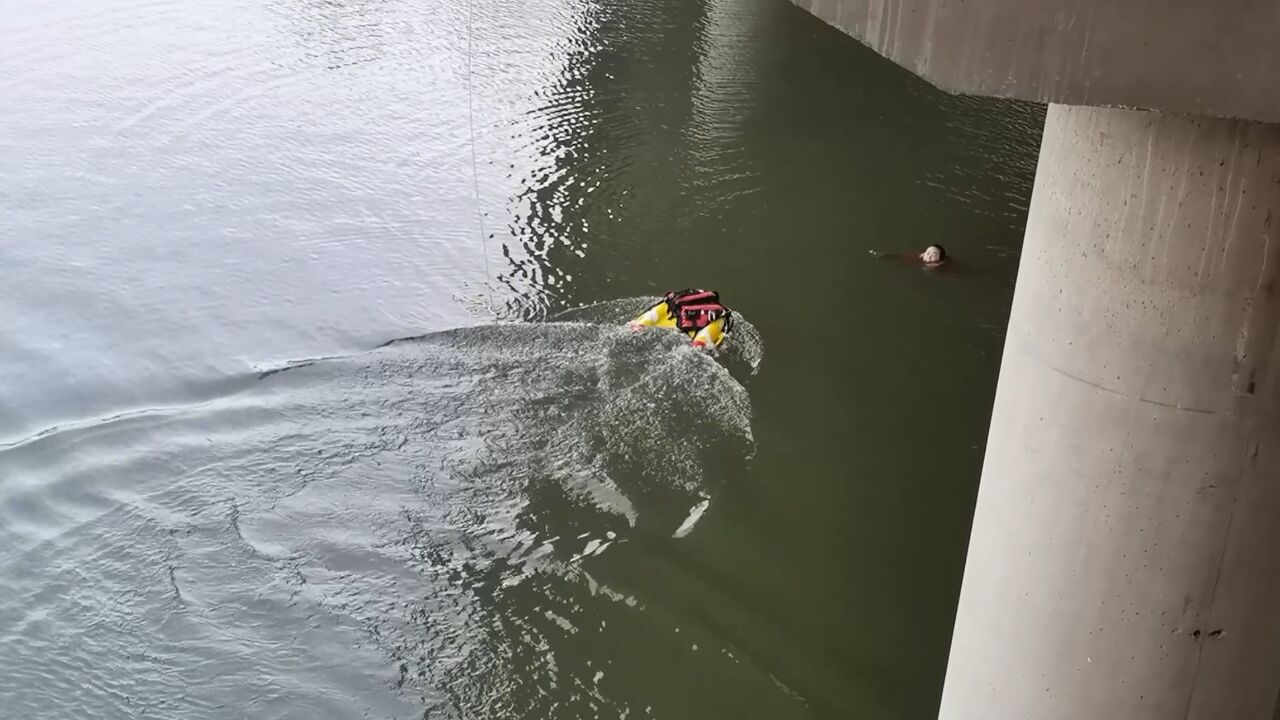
[629,289,732,349]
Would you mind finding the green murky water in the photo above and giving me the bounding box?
[0,0,1042,716]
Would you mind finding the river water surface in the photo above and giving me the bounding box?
[0,0,1043,716]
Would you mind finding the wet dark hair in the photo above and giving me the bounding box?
[927,244,947,261]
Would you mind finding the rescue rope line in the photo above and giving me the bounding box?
[465,0,497,315]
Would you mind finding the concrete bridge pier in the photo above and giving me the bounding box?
[941,104,1280,719]
[784,0,1280,714]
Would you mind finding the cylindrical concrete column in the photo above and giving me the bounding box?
[940,105,1280,719]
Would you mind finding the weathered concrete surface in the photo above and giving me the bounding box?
[940,105,1280,719]
[790,0,1280,124]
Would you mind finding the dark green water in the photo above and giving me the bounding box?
[514,4,1043,716]
[0,0,1042,716]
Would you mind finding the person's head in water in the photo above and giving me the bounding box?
[920,244,946,266]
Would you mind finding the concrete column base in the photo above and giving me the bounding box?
[940,105,1280,719]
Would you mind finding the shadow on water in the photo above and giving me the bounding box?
[494,0,1044,713]
[0,310,766,719]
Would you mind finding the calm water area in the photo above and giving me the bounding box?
[0,0,1044,716]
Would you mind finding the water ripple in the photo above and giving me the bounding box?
[0,319,759,718]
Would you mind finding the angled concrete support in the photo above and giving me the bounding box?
[789,0,1280,123]
[941,104,1280,719]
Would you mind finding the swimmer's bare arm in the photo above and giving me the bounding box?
[868,250,914,261]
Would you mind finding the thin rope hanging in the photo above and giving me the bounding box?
[465,0,497,316]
